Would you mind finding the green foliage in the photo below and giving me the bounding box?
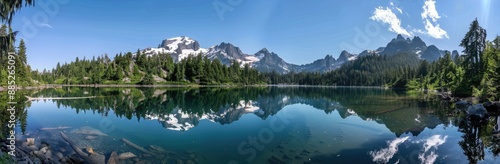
[0,26,33,87]
[0,0,36,25]
[263,53,420,86]
[458,18,487,95]
[473,40,500,101]
[35,53,265,85]
[139,73,155,85]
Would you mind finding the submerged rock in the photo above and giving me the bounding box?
[39,146,49,154]
[26,145,38,151]
[44,150,53,161]
[86,147,94,155]
[119,152,137,160]
[108,151,120,164]
[71,126,108,136]
[55,152,64,160]
[26,138,35,146]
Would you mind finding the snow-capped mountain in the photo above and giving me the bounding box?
[205,42,260,66]
[143,36,207,62]
[337,50,358,62]
[251,48,297,74]
[138,35,455,74]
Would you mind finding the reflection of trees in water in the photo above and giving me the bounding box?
[455,113,500,164]
[29,87,452,134]
[458,116,485,164]
[484,116,500,157]
[30,87,411,120]
[0,90,31,135]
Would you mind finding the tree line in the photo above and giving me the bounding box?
[33,50,265,85]
[262,19,500,101]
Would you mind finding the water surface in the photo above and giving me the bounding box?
[14,87,500,163]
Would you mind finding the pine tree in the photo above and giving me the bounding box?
[456,18,488,96]
[18,39,27,64]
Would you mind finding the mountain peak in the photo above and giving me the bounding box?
[325,54,334,60]
[410,36,426,49]
[395,34,406,42]
[338,50,355,62]
[421,45,441,61]
[160,36,199,49]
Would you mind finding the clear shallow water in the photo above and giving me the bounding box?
[13,87,500,163]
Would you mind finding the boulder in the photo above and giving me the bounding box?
[119,152,137,160]
[86,147,94,155]
[39,146,49,154]
[484,101,500,113]
[26,138,35,146]
[55,152,64,160]
[44,150,53,160]
[107,151,120,164]
[467,104,488,121]
[26,145,38,151]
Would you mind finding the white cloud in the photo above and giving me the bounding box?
[421,0,440,22]
[371,0,448,39]
[390,2,403,14]
[39,23,53,29]
[420,0,448,39]
[369,136,410,163]
[412,29,426,35]
[396,7,403,14]
[370,7,411,37]
[423,19,448,39]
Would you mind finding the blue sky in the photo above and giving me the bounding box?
[9,0,499,71]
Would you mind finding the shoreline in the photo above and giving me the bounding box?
[0,84,389,90]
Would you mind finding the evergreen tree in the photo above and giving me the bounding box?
[18,39,27,64]
[456,19,487,96]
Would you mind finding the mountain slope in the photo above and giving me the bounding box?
[137,35,453,74]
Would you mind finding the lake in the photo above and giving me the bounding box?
[9,86,500,163]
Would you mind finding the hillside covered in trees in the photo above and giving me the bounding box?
[33,51,264,85]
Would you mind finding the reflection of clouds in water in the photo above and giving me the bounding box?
[370,135,448,164]
[369,136,410,163]
[419,135,448,164]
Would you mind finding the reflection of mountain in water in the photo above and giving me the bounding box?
[32,87,448,135]
[146,100,260,131]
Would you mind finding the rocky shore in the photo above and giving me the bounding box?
[1,126,201,164]
[436,92,500,121]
